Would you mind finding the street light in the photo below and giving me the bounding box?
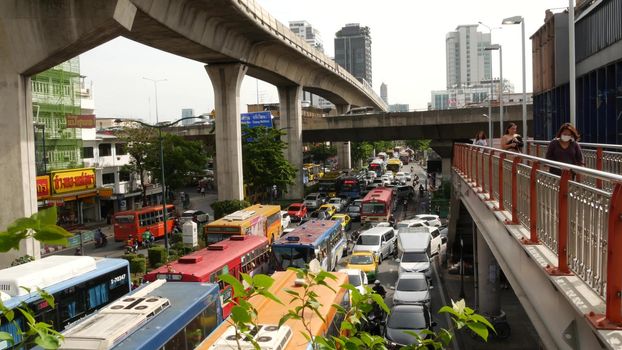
[114,115,205,254]
[478,22,501,142]
[502,15,527,150]
[485,44,503,140]
[143,77,167,124]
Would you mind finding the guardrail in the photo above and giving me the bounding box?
[453,143,622,329]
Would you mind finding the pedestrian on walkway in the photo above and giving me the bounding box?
[545,123,584,176]
[500,123,524,153]
[473,130,488,146]
[200,186,206,197]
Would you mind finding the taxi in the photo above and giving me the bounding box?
[346,251,379,281]
[318,204,337,217]
[331,214,351,231]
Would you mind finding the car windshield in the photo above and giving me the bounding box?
[329,199,340,204]
[350,255,373,264]
[306,195,318,200]
[289,205,301,211]
[388,308,427,329]
[272,246,314,270]
[397,278,427,291]
[348,206,360,213]
[402,252,429,263]
[348,274,362,286]
[181,212,196,218]
[356,235,380,246]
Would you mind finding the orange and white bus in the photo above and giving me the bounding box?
[113,204,176,242]
[204,204,282,244]
[196,269,350,350]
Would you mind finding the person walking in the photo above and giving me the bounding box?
[473,130,488,146]
[545,123,584,176]
[500,122,523,153]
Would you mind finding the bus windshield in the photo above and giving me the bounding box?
[271,246,314,270]
[114,215,135,223]
[362,203,386,214]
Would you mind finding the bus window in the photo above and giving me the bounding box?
[87,283,109,309]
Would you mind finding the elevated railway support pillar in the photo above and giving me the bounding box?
[336,141,351,170]
[278,85,304,199]
[205,63,247,201]
[476,228,502,317]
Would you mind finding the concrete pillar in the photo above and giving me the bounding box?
[277,85,304,200]
[477,228,502,317]
[205,63,247,201]
[336,142,352,170]
[442,157,452,183]
[335,104,350,115]
[0,70,40,266]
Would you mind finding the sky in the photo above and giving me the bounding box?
[79,0,569,123]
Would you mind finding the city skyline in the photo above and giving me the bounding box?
[79,0,569,121]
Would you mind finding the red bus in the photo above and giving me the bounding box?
[113,204,176,242]
[143,235,270,318]
[361,188,394,223]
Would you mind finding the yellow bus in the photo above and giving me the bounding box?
[303,163,321,182]
[196,269,350,350]
[204,204,282,244]
[386,158,403,173]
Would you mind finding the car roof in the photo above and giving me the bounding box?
[340,268,364,276]
[415,214,440,219]
[351,251,374,256]
[397,272,427,280]
[360,226,393,236]
[391,304,426,313]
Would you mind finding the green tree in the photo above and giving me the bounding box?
[307,143,337,169]
[371,141,394,154]
[408,139,432,152]
[242,126,297,197]
[351,142,375,166]
[117,127,158,206]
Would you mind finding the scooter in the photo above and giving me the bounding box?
[94,235,108,248]
[125,239,139,254]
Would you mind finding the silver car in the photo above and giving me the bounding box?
[392,272,431,307]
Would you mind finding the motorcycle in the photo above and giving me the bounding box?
[125,239,139,254]
[94,235,108,248]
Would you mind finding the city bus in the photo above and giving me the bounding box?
[338,176,365,199]
[0,256,130,349]
[271,219,346,272]
[361,187,394,224]
[386,158,403,173]
[143,235,270,318]
[59,280,222,350]
[303,163,321,182]
[368,158,386,177]
[113,204,176,242]
[318,171,345,198]
[196,269,350,350]
[203,204,282,244]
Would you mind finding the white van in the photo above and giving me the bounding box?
[352,226,397,262]
[396,228,432,278]
[398,226,442,257]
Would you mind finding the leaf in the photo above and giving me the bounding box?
[467,322,490,341]
[370,293,390,314]
[231,305,252,324]
[33,225,73,245]
[0,332,14,343]
[470,313,496,331]
[32,207,58,226]
[37,289,56,309]
[438,305,458,317]
[252,274,274,289]
[241,273,253,287]
[34,333,62,349]
[7,218,38,233]
[18,307,36,325]
[257,290,283,306]
[437,328,453,345]
[219,274,246,298]
[0,232,25,252]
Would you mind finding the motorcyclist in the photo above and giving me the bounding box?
[372,280,386,298]
[142,229,153,248]
[95,228,107,247]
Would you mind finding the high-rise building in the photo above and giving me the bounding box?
[334,23,372,86]
[289,20,324,52]
[389,104,409,112]
[445,25,491,88]
[181,108,195,126]
[380,82,388,104]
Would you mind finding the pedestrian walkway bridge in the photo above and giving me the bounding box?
[451,142,622,349]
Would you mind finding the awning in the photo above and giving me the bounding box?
[47,189,98,202]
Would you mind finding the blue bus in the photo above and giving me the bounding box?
[59,280,222,350]
[338,176,365,199]
[271,219,346,272]
[0,256,130,349]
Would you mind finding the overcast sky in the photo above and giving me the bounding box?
[79,0,569,123]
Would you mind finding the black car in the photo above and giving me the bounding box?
[396,185,415,199]
[384,304,436,349]
[346,204,361,221]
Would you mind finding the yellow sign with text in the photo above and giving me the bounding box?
[51,168,96,195]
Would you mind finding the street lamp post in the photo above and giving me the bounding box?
[485,44,503,139]
[478,22,501,142]
[503,16,527,149]
[143,77,167,124]
[115,116,204,254]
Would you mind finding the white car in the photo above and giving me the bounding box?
[380,175,391,186]
[367,171,378,179]
[280,211,291,229]
[396,219,429,229]
[395,172,407,184]
[327,197,345,212]
[413,214,442,227]
[341,268,368,294]
[405,173,413,182]
[384,171,394,180]
[392,272,431,307]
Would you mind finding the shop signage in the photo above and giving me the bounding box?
[36,175,51,199]
[98,187,113,198]
[66,114,96,128]
[51,168,96,195]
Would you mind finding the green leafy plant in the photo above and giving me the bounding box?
[211,199,251,220]
[10,255,35,266]
[0,207,73,252]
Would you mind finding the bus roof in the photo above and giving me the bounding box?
[143,235,269,282]
[2,257,129,308]
[363,188,393,203]
[387,158,402,165]
[114,204,174,216]
[196,270,348,350]
[207,204,280,228]
[272,219,340,246]
[320,171,344,181]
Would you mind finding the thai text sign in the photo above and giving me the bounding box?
[66,114,96,128]
[51,168,96,194]
[240,111,273,128]
[36,175,51,199]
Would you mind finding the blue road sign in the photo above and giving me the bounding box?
[241,111,273,128]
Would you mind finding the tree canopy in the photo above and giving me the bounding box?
[306,143,337,165]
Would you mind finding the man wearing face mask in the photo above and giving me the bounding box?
[545,123,584,176]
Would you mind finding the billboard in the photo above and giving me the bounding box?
[240,111,273,128]
[51,168,96,195]
[36,175,51,199]
[66,114,96,128]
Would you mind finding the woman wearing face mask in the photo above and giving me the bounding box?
[545,123,583,176]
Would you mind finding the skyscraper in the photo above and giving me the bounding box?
[181,108,194,126]
[445,25,491,88]
[289,20,324,52]
[334,23,372,86]
[380,82,388,104]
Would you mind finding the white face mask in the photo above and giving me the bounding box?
[560,135,573,142]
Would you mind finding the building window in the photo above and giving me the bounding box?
[119,170,131,182]
[99,144,112,157]
[82,147,94,158]
[102,173,115,185]
[115,143,127,155]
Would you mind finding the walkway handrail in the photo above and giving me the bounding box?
[526,139,622,151]
[453,143,622,329]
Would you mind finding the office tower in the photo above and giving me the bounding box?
[335,23,372,86]
[446,25,491,88]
